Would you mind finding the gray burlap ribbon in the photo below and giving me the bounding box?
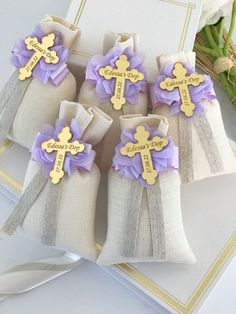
[178,113,223,183]
[194,115,224,173]
[122,178,166,259]
[0,70,32,144]
[147,182,165,259]
[41,181,62,246]
[1,169,48,235]
[1,167,64,245]
[122,180,143,257]
[2,169,48,235]
[178,115,194,183]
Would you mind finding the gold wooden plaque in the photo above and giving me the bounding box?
[120,125,168,185]
[41,127,85,184]
[98,54,144,110]
[160,62,205,117]
[19,33,59,81]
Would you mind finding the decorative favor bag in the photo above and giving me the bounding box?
[2,101,113,261]
[0,16,79,149]
[97,114,195,265]
[150,51,236,183]
[79,32,148,172]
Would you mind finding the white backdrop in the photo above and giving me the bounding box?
[0,1,235,314]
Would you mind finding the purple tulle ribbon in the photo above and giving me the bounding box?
[150,63,215,117]
[11,25,69,85]
[112,125,179,187]
[31,119,96,178]
[85,46,147,105]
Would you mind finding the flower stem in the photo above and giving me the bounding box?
[229,67,236,79]
[204,25,218,48]
[217,17,225,47]
[211,25,220,44]
[195,9,236,106]
[223,0,236,55]
[204,25,224,57]
[194,43,218,57]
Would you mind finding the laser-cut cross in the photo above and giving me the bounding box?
[98,54,144,110]
[41,127,85,184]
[19,33,59,81]
[159,62,205,117]
[120,125,168,185]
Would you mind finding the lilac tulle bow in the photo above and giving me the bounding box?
[150,63,215,117]
[85,46,147,105]
[31,119,96,178]
[11,25,69,85]
[112,124,179,187]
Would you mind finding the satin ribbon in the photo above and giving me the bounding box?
[0,160,88,299]
[0,153,87,301]
[0,253,83,300]
[0,171,84,299]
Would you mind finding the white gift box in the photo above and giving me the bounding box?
[66,0,203,84]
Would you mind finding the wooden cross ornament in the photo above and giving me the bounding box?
[41,127,85,184]
[99,54,144,110]
[159,62,205,117]
[19,33,59,81]
[120,125,168,185]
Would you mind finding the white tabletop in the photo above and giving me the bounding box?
[0,1,235,314]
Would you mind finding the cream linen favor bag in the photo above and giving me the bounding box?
[97,114,195,265]
[0,16,79,149]
[79,32,148,172]
[2,101,113,261]
[150,51,236,183]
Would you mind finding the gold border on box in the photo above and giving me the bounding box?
[71,0,196,58]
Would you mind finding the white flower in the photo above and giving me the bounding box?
[198,0,233,32]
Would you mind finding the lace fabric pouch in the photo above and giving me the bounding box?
[2,101,113,261]
[97,114,195,265]
[79,32,148,172]
[0,16,79,149]
[150,51,236,183]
